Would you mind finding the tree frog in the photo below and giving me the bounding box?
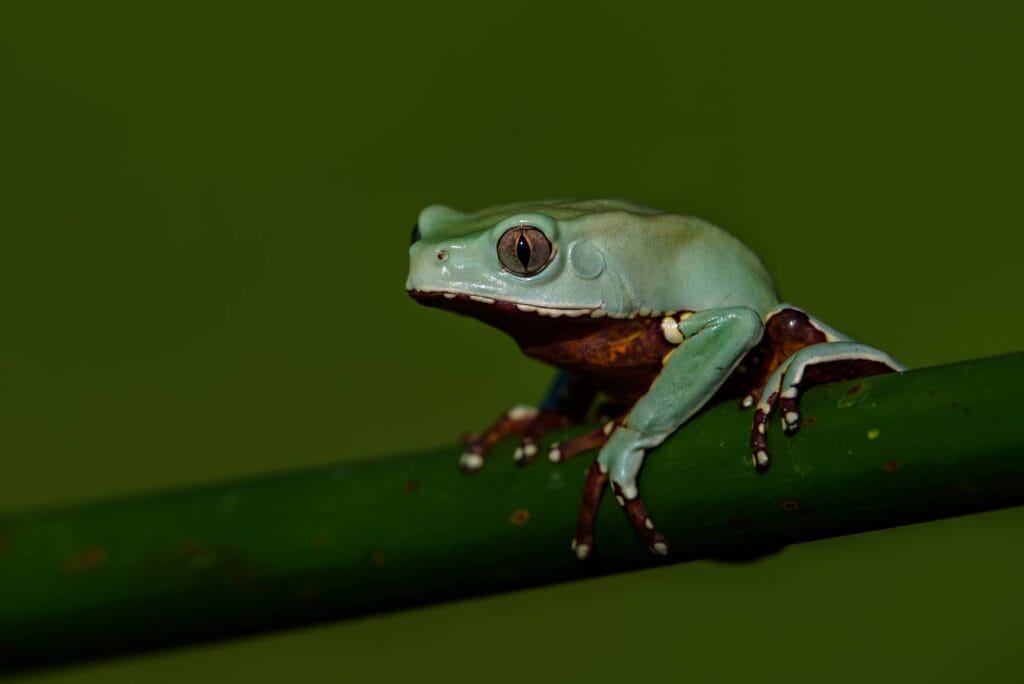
[406,199,903,559]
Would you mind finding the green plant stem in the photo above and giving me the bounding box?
[1,354,1022,670]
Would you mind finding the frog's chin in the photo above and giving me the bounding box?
[408,288,615,320]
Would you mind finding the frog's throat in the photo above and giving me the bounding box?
[408,288,658,320]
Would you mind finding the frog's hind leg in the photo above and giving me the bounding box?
[460,370,595,472]
[548,412,627,464]
[749,341,904,472]
[460,405,544,472]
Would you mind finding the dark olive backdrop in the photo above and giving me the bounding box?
[2,2,1022,682]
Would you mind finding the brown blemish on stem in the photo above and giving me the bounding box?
[509,509,531,526]
[370,551,386,568]
[781,499,813,513]
[403,479,419,494]
[64,545,108,574]
[846,385,862,395]
[311,533,332,548]
[805,416,817,425]
[0,533,10,554]
[883,459,902,473]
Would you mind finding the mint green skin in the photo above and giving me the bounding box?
[409,200,779,316]
[407,199,902,556]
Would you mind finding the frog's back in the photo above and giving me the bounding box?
[424,198,666,236]
[558,201,782,316]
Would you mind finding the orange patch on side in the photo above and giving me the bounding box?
[518,316,681,404]
[605,330,645,360]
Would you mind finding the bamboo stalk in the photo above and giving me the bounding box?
[1,354,1022,670]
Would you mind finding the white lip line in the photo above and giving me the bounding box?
[411,287,599,311]
[409,287,655,319]
[407,288,614,321]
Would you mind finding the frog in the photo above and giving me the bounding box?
[406,199,903,559]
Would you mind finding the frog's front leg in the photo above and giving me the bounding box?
[572,307,764,559]
[460,370,595,472]
[749,341,903,471]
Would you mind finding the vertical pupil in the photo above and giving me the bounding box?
[516,232,531,268]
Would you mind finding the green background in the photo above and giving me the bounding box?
[1,2,1021,682]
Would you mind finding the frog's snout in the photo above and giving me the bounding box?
[407,239,455,292]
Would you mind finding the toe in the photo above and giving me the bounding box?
[458,451,484,473]
[614,483,674,557]
[513,438,539,465]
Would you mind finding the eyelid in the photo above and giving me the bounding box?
[490,213,560,243]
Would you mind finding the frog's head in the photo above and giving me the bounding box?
[406,199,665,324]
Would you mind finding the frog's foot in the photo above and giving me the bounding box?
[748,342,903,473]
[460,405,574,472]
[749,389,779,473]
[460,405,538,473]
[513,410,575,466]
[548,419,618,464]
[572,426,672,559]
[612,481,672,557]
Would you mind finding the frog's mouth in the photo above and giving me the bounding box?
[407,288,610,318]
[407,288,630,342]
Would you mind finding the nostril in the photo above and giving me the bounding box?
[436,250,448,262]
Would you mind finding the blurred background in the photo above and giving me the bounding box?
[1,2,1021,682]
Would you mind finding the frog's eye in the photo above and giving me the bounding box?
[497,226,553,276]
[410,223,422,244]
